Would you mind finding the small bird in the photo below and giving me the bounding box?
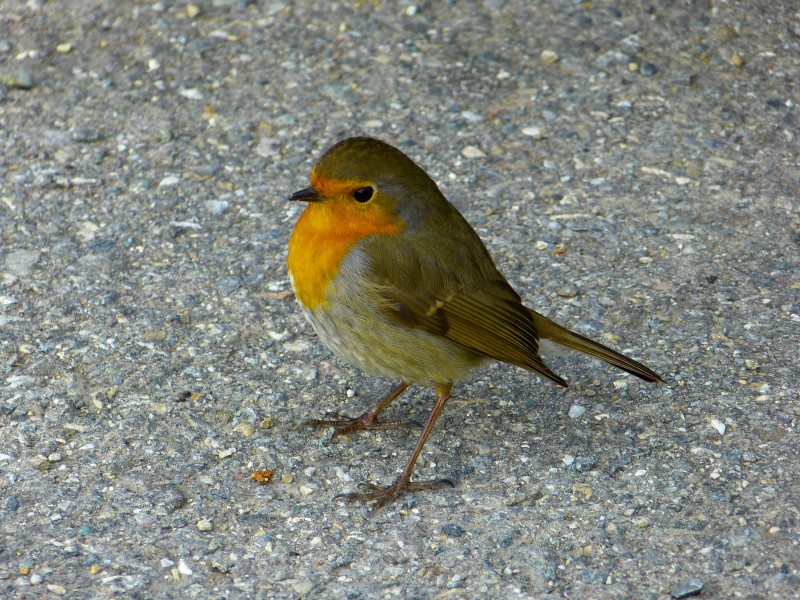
[288,137,662,508]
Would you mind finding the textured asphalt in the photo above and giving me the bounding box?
[1,1,798,598]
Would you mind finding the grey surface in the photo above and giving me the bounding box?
[1,0,798,598]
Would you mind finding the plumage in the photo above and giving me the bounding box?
[288,136,663,507]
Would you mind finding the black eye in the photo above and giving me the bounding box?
[353,187,374,203]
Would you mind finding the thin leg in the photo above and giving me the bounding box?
[337,382,455,509]
[305,382,415,438]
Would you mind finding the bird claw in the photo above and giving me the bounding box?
[304,412,421,439]
[334,477,454,509]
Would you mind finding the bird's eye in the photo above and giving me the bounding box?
[353,187,374,203]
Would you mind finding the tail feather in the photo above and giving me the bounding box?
[531,310,664,383]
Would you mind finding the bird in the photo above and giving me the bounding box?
[287,136,663,508]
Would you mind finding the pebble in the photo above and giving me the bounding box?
[556,286,577,298]
[568,405,586,419]
[562,455,575,466]
[218,447,236,459]
[540,49,559,64]
[56,43,72,53]
[709,419,726,435]
[204,200,229,215]
[30,573,43,585]
[256,137,279,158]
[293,581,313,595]
[158,174,180,188]
[169,221,201,237]
[196,518,213,531]
[671,577,705,598]
[177,559,193,576]
[461,145,486,159]
[179,88,203,100]
[534,240,548,250]
[441,523,466,537]
[47,585,67,595]
[640,62,657,76]
[522,125,546,140]
[4,250,41,277]
[6,497,20,511]
[2,69,34,89]
[461,110,484,122]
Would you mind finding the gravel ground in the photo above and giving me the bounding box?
[1,1,798,598]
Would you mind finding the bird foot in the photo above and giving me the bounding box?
[305,412,420,439]
[335,477,454,509]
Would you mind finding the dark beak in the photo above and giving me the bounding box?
[289,187,321,202]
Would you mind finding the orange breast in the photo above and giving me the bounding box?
[288,195,405,309]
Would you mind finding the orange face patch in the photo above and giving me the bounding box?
[288,175,404,309]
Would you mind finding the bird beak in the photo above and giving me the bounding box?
[289,187,321,202]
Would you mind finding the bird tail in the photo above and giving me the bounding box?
[530,310,664,383]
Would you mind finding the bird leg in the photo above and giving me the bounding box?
[305,382,415,438]
[336,382,454,509]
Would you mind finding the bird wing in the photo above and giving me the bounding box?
[362,228,568,387]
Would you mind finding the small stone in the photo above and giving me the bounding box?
[161,558,175,569]
[4,250,41,277]
[168,221,201,237]
[628,62,639,72]
[556,286,577,298]
[568,405,586,419]
[638,256,653,265]
[3,69,33,89]
[292,581,313,595]
[186,3,200,17]
[709,419,726,435]
[48,452,62,462]
[177,559,193,576]
[255,137,279,158]
[461,145,486,159]
[158,174,180,188]
[234,422,256,437]
[281,474,294,483]
[640,63,657,76]
[197,518,213,531]
[562,455,575,466]
[534,240,548,250]
[56,43,72,53]
[6,497,20,511]
[540,49,559,64]
[299,485,314,496]
[461,110,483,122]
[636,518,650,529]
[29,573,43,585]
[47,585,67,596]
[671,577,705,599]
[675,177,691,186]
[179,88,203,100]
[730,52,744,67]
[522,125,546,140]
[441,523,466,537]
[217,447,236,459]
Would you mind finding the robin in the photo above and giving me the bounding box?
[287,137,663,508]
